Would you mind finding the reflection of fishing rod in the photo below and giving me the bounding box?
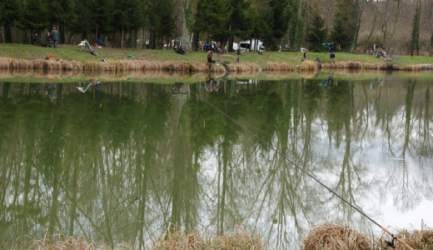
[201,97,414,250]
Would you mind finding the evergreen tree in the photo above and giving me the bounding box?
[227,0,252,52]
[0,0,20,42]
[287,0,303,50]
[307,12,327,52]
[265,0,291,50]
[192,0,231,44]
[69,0,96,38]
[20,0,49,41]
[93,0,115,43]
[47,0,75,44]
[331,0,359,51]
[147,0,176,49]
[249,9,269,47]
[111,0,147,47]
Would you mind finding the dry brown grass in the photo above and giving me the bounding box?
[14,230,134,250]
[403,64,425,72]
[263,62,294,71]
[0,57,216,73]
[0,56,431,73]
[153,225,265,250]
[16,226,264,250]
[297,60,318,72]
[9,224,433,250]
[302,224,371,250]
[378,229,433,250]
[230,62,261,73]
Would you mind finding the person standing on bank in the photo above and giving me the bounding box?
[236,47,241,62]
[50,26,59,48]
[330,52,335,63]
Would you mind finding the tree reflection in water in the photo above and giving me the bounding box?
[0,78,432,249]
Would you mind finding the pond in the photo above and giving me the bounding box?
[0,73,432,249]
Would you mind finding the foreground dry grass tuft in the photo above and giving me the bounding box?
[14,232,130,250]
[383,229,433,250]
[152,225,265,250]
[302,224,372,250]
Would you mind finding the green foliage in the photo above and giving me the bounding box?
[0,0,20,42]
[410,1,421,56]
[287,0,302,50]
[264,0,291,50]
[94,0,115,35]
[19,0,49,32]
[147,0,176,48]
[228,0,253,40]
[0,0,20,24]
[331,0,360,51]
[193,0,231,42]
[70,0,96,36]
[307,12,327,52]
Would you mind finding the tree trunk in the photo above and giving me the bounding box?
[364,2,378,54]
[351,8,362,53]
[121,25,124,49]
[4,22,12,43]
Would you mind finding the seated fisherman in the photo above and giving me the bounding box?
[33,33,41,45]
[207,50,216,63]
[45,32,51,47]
[96,37,105,47]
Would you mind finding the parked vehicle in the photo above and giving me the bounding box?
[233,39,264,52]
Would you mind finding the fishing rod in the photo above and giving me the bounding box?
[201,96,414,250]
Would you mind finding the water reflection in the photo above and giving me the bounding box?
[0,77,432,249]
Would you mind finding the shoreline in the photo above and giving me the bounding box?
[2,56,433,74]
[2,43,433,75]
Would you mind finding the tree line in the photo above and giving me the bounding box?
[0,0,431,55]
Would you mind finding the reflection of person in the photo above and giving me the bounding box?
[173,82,184,90]
[44,83,57,102]
[50,26,59,48]
[31,83,41,94]
[327,73,334,88]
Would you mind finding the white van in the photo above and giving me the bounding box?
[233,40,264,52]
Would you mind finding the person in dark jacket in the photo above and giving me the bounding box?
[330,52,335,63]
[50,26,59,48]
[33,33,41,45]
[207,50,216,63]
[45,32,51,47]
[236,47,241,62]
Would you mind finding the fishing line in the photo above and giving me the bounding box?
[201,96,414,250]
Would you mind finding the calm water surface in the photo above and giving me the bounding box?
[0,75,432,249]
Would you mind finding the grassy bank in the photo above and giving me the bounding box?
[1,44,433,75]
[9,224,433,250]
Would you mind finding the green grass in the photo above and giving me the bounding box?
[1,43,433,83]
[2,43,433,67]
